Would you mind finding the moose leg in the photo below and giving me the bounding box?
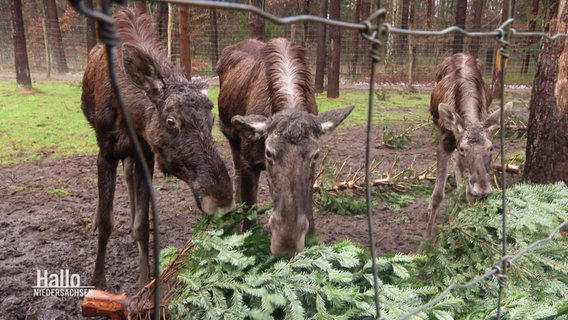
[452,152,463,186]
[236,142,261,231]
[230,141,260,231]
[229,141,243,204]
[125,155,155,289]
[427,144,452,239]
[92,153,119,289]
[124,157,136,239]
[239,165,261,231]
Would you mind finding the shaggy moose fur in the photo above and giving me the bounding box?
[216,38,353,255]
[428,53,512,238]
[81,7,234,289]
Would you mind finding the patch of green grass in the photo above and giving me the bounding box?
[1,79,432,166]
[45,187,69,197]
[315,89,431,126]
[0,79,96,166]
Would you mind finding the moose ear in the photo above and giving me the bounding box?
[122,43,164,105]
[231,115,269,141]
[438,103,465,135]
[192,81,210,96]
[316,105,355,134]
[484,102,513,133]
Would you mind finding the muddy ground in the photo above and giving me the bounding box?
[0,88,530,319]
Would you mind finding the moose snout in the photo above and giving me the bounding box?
[200,195,236,215]
[268,213,309,256]
[467,179,493,202]
[270,232,306,256]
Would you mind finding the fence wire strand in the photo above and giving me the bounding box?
[80,0,568,319]
[363,6,387,318]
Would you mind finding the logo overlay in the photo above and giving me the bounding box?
[33,269,94,297]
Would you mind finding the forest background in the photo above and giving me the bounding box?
[1,0,544,89]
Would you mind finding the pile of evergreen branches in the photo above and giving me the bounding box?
[159,206,456,319]
[159,182,568,319]
[419,182,568,319]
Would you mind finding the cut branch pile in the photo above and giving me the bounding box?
[314,153,521,193]
[313,154,436,192]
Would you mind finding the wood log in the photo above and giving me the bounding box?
[81,289,131,320]
[492,163,521,174]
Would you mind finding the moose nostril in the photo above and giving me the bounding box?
[470,182,492,197]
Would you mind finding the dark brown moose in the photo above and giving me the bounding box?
[216,38,354,256]
[81,8,234,289]
[427,53,512,238]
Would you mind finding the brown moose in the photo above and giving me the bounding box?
[427,53,512,238]
[216,38,354,255]
[81,7,234,289]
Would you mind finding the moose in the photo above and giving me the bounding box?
[427,52,512,238]
[81,7,234,289]
[216,38,354,255]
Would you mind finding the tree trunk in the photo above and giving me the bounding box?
[43,0,68,73]
[452,0,467,54]
[11,0,32,90]
[178,5,191,79]
[468,0,484,58]
[153,2,168,48]
[134,0,146,13]
[42,17,51,79]
[360,0,371,79]
[248,0,265,40]
[167,4,173,60]
[521,0,540,73]
[406,0,415,85]
[426,0,433,30]
[523,0,568,184]
[491,0,515,97]
[399,0,409,61]
[302,0,310,46]
[209,8,219,72]
[350,0,362,79]
[314,0,328,93]
[327,0,340,98]
[385,0,399,66]
[84,0,97,54]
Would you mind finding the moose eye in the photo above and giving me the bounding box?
[166,117,176,128]
[312,150,320,161]
[265,148,275,166]
[265,148,274,159]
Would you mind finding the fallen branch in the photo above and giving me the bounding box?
[492,163,521,174]
[314,155,437,192]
